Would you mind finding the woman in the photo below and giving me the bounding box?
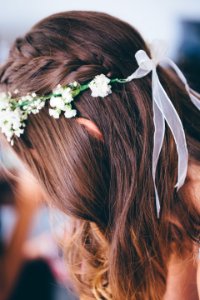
[0,11,199,300]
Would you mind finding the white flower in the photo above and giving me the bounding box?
[21,97,45,114]
[50,96,65,110]
[38,101,45,109]
[0,109,21,129]
[14,128,24,137]
[0,107,25,143]
[52,84,63,95]
[0,93,10,110]
[2,126,13,142]
[88,74,112,98]
[28,99,44,114]
[53,85,74,104]
[64,108,77,118]
[31,109,40,114]
[21,94,34,102]
[70,81,79,88]
[34,100,45,110]
[11,111,22,130]
[62,87,73,103]
[14,89,19,95]
[49,108,61,119]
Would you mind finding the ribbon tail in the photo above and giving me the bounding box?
[152,92,165,218]
[152,70,188,190]
[165,58,200,110]
[189,90,200,110]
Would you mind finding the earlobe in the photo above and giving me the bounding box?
[76,117,103,141]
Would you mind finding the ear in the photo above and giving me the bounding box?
[76,117,103,141]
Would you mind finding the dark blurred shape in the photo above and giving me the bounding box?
[176,20,200,93]
[7,258,79,300]
[8,259,55,300]
[0,156,17,259]
[0,181,14,259]
[0,180,16,205]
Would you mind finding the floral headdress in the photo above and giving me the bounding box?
[0,74,124,146]
[0,41,200,218]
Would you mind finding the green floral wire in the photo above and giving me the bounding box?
[10,77,127,111]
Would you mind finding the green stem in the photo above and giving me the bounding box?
[11,76,128,110]
[110,78,128,84]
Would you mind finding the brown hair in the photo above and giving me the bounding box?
[0,11,200,300]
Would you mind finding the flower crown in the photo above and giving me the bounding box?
[1,41,200,218]
[0,74,125,146]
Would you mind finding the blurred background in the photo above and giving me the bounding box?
[1,0,200,90]
[0,1,200,300]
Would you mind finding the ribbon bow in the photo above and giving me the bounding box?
[123,41,200,218]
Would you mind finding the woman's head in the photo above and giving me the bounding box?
[0,11,200,300]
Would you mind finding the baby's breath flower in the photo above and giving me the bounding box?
[62,87,73,103]
[14,89,19,95]
[0,93,10,110]
[69,81,79,88]
[64,108,77,118]
[50,96,65,110]
[0,106,26,144]
[52,84,63,95]
[52,85,74,104]
[49,108,61,119]
[88,74,112,97]
[49,86,77,118]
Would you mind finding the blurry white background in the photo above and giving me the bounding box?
[0,0,200,62]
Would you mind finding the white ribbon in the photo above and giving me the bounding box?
[123,42,200,218]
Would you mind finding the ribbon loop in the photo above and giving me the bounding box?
[135,50,154,71]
